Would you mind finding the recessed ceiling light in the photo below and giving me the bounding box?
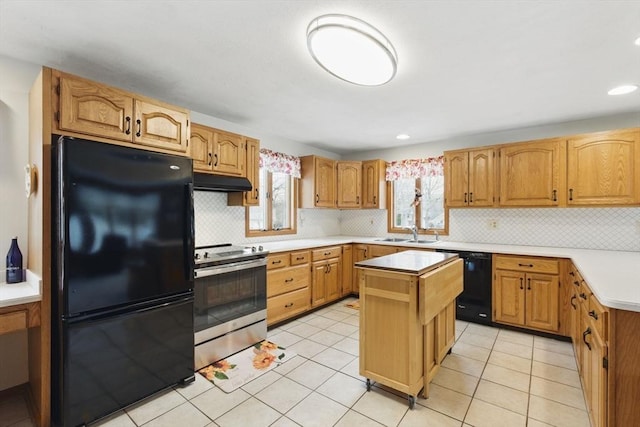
[607,85,638,95]
[307,14,398,86]
[635,36,640,46]
[396,134,410,140]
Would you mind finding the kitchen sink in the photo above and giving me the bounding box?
[411,240,439,244]
[375,238,409,242]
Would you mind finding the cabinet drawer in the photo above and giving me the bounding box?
[494,255,559,274]
[267,253,290,270]
[588,294,608,339]
[290,250,310,266]
[267,287,311,325]
[312,246,341,261]
[0,310,27,335]
[268,264,310,297]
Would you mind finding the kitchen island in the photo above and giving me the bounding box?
[355,250,463,408]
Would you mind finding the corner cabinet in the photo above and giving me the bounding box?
[300,155,337,208]
[361,159,387,209]
[444,148,495,207]
[567,128,640,206]
[337,161,362,208]
[498,138,566,206]
[493,255,559,333]
[55,70,189,154]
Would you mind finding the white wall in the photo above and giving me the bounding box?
[0,55,41,390]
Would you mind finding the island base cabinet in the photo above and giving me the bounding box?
[359,270,424,399]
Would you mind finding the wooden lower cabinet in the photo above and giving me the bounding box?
[341,244,353,295]
[493,255,559,333]
[266,251,310,326]
[311,258,341,307]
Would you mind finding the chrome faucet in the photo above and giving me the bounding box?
[403,224,419,241]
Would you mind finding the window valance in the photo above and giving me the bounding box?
[259,149,301,178]
[385,156,444,181]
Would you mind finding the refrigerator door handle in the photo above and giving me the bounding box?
[185,182,195,282]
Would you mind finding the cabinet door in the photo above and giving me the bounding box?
[311,261,327,307]
[243,138,260,205]
[59,74,134,142]
[444,151,469,207]
[190,124,214,171]
[314,157,336,207]
[525,273,559,332]
[567,128,640,205]
[352,245,368,295]
[499,139,564,206]
[325,258,341,302]
[134,99,189,153]
[589,328,607,427]
[341,245,353,295]
[494,270,525,326]
[468,148,495,206]
[212,130,245,176]
[337,161,362,208]
[362,160,385,208]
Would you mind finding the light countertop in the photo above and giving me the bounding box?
[0,270,42,308]
[355,250,458,275]
[258,236,640,312]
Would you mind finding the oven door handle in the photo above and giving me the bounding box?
[195,258,267,278]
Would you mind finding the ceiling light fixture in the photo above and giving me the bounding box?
[306,14,398,86]
[607,85,638,95]
[635,36,640,46]
[396,134,410,140]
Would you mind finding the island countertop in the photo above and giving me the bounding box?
[355,250,459,275]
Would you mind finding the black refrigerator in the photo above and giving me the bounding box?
[51,136,195,427]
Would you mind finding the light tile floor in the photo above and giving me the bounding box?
[2,297,591,426]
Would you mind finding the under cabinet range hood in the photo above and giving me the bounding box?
[193,172,252,192]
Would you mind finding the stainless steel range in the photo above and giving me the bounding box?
[194,244,268,370]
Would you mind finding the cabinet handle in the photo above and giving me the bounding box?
[135,119,141,137]
[580,292,588,300]
[583,327,592,351]
[527,277,531,290]
[125,116,131,135]
[569,188,573,201]
[285,302,294,308]
[519,277,524,290]
[272,260,282,265]
[552,189,557,201]
[464,192,468,203]
[285,278,294,283]
[573,280,580,287]
[469,192,473,203]
[570,295,577,309]
[569,271,575,277]
[255,188,259,199]
[324,252,331,256]
[588,310,599,320]
[208,153,212,166]
[364,249,368,258]
[373,195,377,204]
[296,256,304,260]
[518,263,533,268]
[213,153,218,167]
[316,194,320,204]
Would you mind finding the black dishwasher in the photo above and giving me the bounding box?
[436,249,492,325]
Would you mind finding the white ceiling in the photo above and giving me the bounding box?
[1,1,639,154]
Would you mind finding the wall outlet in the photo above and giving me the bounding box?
[488,219,498,229]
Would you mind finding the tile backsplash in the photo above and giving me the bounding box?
[195,191,640,251]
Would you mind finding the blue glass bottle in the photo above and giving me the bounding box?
[6,237,23,283]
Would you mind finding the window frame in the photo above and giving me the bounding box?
[386,178,449,236]
[245,170,298,237]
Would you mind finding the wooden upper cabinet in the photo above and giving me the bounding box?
[337,161,362,208]
[56,70,189,154]
[228,137,261,206]
[58,73,134,142]
[498,138,565,206]
[567,128,640,206]
[133,99,189,153]
[361,159,386,209]
[300,155,336,208]
[212,129,245,176]
[445,148,495,207]
[190,124,214,171]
